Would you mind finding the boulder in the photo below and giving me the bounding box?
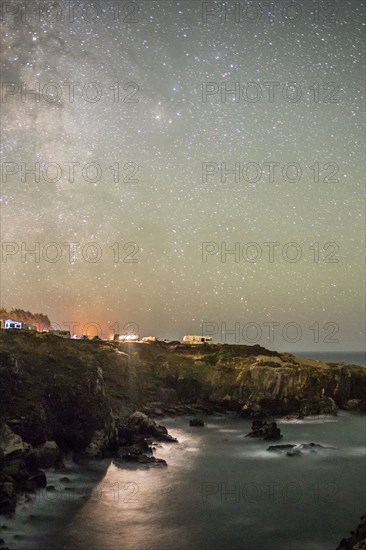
[0,426,30,458]
[245,420,282,441]
[343,399,363,411]
[267,442,336,457]
[117,445,144,458]
[114,413,177,465]
[116,454,167,466]
[122,412,178,443]
[263,423,282,441]
[319,397,337,415]
[286,449,302,457]
[299,397,337,416]
[59,477,71,483]
[267,444,296,453]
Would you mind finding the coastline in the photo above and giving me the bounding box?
[0,331,365,548]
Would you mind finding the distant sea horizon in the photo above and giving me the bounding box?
[294,351,366,367]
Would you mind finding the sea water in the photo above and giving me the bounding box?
[295,351,365,367]
[1,412,365,550]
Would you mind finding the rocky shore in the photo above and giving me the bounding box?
[0,330,365,525]
[245,419,282,440]
[336,516,366,549]
[0,410,178,516]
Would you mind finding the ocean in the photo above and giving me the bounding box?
[295,351,366,367]
[1,351,365,550]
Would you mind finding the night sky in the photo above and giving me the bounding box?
[1,1,364,350]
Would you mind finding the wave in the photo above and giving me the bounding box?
[278,415,338,424]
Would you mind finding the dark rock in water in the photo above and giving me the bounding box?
[246,420,282,441]
[303,442,327,449]
[117,454,167,466]
[263,427,282,441]
[343,399,363,412]
[113,412,176,466]
[298,442,336,453]
[189,418,204,427]
[117,445,143,458]
[59,476,71,483]
[299,397,337,416]
[336,515,366,549]
[267,442,336,457]
[120,452,143,462]
[267,444,296,452]
[119,412,178,444]
[286,449,302,457]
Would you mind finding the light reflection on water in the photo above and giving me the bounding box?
[63,426,201,550]
[61,414,365,550]
[1,414,365,550]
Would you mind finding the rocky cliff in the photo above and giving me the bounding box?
[0,330,365,516]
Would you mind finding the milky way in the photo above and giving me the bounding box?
[1,0,364,349]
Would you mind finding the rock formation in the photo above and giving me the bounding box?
[336,516,366,549]
[0,330,365,515]
[0,424,59,515]
[245,419,282,440]
[267,442,336,456]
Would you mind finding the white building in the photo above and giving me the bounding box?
[118,334,140,342]
[182,335,213,344]
[3,319,23,329]
[0,319,37,330]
